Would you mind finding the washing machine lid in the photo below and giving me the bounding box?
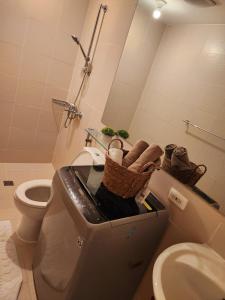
[57,165,166,224]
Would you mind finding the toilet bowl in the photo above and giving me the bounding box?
[14,147,105,243]
[14,179,52,243]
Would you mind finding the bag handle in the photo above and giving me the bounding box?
[194,164,207,175]
[107,138,124,152]
[140,161,156,173]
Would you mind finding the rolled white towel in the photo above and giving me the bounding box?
[108,148,123,165]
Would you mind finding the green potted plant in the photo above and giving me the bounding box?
[116,129,129,139]
[101,127,115,144]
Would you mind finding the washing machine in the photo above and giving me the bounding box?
[33,148,168,300]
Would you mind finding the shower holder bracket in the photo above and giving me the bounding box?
[82,62,93,76]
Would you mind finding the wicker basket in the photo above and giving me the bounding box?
[162,157,207,187]
[102,139,155,198]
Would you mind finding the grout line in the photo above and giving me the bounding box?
[207,222,223,245]
[7,17,30,151]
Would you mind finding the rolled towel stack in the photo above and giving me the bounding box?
[164,144,177,159]
[128,144,164,173]
[123,140,149,167]
[171,147,191,170]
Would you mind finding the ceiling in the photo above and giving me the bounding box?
[146,0,225,24]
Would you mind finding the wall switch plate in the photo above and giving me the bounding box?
[168,187,189,210]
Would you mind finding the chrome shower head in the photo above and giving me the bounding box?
[71,35,79,45]
[71,35,89,62]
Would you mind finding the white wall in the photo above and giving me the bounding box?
[129,24,225,213]
[102,0,165,130]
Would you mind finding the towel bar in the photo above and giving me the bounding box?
[183,120,225,142]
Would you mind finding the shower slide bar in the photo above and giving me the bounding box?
[52,4,108,128]
[183,120,225,142]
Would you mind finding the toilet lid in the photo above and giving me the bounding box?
[15,179,52,208]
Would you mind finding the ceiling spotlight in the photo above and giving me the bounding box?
[152,0,167,20]
[152,8,161,19]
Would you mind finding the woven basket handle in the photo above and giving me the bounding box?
[107,138,124,152]
[140,161,156,173]
[195,164,207,175]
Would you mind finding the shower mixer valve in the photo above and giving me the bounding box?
[52,99,83,128]
[82,62,93,76]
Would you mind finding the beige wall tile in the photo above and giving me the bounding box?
[22,0,64,26]
[24,19,57,57]
[0,73,18,102]
[208,222,225,259]
[12,105,39,132]
[47,59,74,90]
[0,102,14,127]
[59,0,89,34]
[8,127,36,150]
[35,130,58,153]
[0,127,10,150]
[0,42,22,77]
[0,3,28,45]
[20,50,50,83]
[53,31,78,64]
[42,85,68,111]
[0,0,88,163]
[0,149,53,163]
[38,110,58,133]
[16,80,45,108]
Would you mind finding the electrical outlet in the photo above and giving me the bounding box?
[168,188,189,210]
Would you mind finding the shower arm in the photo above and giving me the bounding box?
[71,36,89,63]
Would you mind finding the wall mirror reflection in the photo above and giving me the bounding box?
[102,0,225,215]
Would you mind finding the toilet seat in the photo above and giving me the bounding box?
[15,179,52,209]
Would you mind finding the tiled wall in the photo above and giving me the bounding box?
[129,24,225,214]
[52,0,138,167]
[102,0,165,130]
[0,0,88,162]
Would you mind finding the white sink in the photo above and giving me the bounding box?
[153,243,225,300]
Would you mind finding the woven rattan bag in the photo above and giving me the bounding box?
[103,139,155,198]
[162,157,207,187]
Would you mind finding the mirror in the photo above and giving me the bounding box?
[102,0,225,215]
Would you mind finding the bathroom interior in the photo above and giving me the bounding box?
[0,0,225,299]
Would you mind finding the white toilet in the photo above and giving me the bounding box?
[14,147,105,243]
[14,179,52,243]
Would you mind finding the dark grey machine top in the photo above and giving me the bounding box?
[57,165,166,224]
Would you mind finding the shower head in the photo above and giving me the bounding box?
[71,35,89,62]
[71,35,79,45]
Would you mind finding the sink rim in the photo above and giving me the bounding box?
[152,242,225,300]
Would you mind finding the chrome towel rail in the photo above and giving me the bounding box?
[183,120,225,142]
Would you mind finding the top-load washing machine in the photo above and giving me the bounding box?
[33,149,168,300]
